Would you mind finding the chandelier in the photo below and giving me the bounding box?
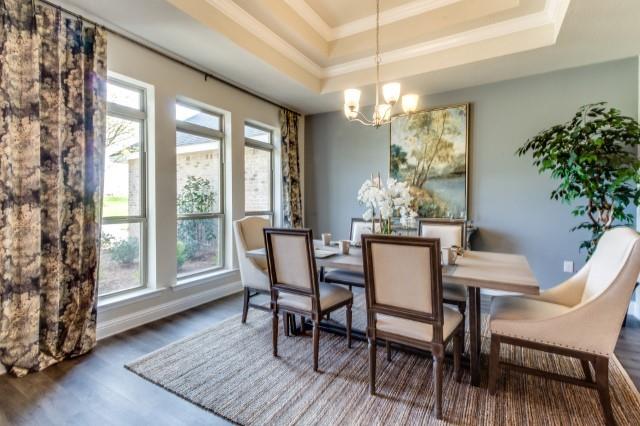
[343,0,419,127]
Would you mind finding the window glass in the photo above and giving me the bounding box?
[107,81,142,110]
[176,132,221,214]
[244,124,271,143]
[99,222,142,295]
[177,217,223,275]
[176,103,221,131]
[244,146,271,212]
[104,116,142,217]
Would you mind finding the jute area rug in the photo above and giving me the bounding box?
[126,293,640,425]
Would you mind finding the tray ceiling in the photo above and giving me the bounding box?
[60,0,640,114]
[168,0,569,93]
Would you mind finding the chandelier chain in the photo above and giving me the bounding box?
[375,0,381,109]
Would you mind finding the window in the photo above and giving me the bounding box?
[99,78,148,296]
[244,124,274,221]
[176,101,225,277]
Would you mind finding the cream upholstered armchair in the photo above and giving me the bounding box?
[233,216,272,323]
[489,227,640,426]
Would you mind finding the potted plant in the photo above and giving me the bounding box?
[358,176,418,234]
[516,102,640,255]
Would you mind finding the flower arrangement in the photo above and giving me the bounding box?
[358,176,418,234]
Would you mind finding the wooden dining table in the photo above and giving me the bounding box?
[246,240,540,387]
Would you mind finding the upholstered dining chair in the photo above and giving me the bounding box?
[488,227,640,426]
[264,228,354,371]
[233,216,272,323]
[361,234,463,420]
[418,219,468,343]
[323,218,379,291]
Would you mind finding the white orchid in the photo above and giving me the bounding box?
[357,177,418,233]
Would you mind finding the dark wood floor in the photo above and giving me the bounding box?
[1,293,639,426]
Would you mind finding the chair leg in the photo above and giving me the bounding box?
[369,337,377,395]
[581,359,594,382]
[282,312,290,337]
[386,340,392,362]
[453,328,462,383]
[326,312,331,320]
[272,309,279,357]
[300,316,306,334]
[458,301,466,353]
[312,321,320,372]
[488,334,501,395]
[241,288,250,324]
[595,356,616,426]
[433,353,443,420]
[346,304,352,348]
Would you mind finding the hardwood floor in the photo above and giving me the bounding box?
[1,293,639,425]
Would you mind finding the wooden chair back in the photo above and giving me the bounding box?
[417,218,465,249]
[350,218,380,242]
[263,228,320,311]
[362,234,444,342]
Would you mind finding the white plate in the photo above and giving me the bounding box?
[314,249,336,258]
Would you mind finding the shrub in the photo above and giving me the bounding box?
[109,238,139,265]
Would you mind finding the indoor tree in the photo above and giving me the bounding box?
[516,102,640,256]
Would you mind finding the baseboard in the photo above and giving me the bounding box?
[96,280,242,340]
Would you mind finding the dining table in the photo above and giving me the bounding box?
[246,240,540,387]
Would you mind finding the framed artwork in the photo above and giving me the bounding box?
[390,103,469,219]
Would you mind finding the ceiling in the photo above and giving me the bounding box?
[58,0,640,114]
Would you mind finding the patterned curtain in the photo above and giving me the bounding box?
[280,109,303,228]
[0,0,107,376]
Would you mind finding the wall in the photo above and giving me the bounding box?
[305,58,638,289]
[98,33,304,338]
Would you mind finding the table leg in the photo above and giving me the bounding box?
[468,286,482,387]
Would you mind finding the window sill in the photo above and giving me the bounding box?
[98,287,167,311]
[173,268,240,291]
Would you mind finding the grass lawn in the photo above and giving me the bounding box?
[103,195,129,217]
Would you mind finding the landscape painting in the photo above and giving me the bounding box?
[390,104,469,219]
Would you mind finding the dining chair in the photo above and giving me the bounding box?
[264,228,354,371]
[233,217,272,323]
[361,234,463,420]
[323,218,378,291]
[418,219,468,345]
[488,227,640,426]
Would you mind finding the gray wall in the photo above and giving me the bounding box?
[305,58,639,289]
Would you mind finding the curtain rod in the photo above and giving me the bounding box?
[36,0,302,117]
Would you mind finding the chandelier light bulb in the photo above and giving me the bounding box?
[374,103,391,123]
[401,94,419,114]
[382,82,401,105]
[344,104,358,119]
[344,88,361,110]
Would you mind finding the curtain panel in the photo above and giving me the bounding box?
[0,0,107,376]
[280,109,303,228]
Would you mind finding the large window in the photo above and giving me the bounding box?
[244,124,274,221]
[176,102,225,277]
[99,78,147,296]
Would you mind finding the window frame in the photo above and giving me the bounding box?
[99,77,148,298]
[244,123,274,223]
[175,101,226,279]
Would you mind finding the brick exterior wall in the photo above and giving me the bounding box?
[127,145,270,214]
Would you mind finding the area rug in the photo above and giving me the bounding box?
[126,293,640,425]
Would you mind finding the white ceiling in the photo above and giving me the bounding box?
[58,0,640,115]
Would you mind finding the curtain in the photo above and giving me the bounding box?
[280,109,303,228]
[0,0,107,376]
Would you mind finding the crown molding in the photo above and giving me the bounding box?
[325,0,569,77]
[283,0,334,41]
[204,0,569,82]
[205,0,324,78]
[333,0,463,40]
[285,0,462,41]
